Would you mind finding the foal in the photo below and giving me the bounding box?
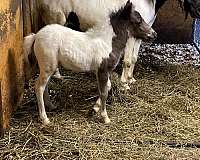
[24,2,156,125]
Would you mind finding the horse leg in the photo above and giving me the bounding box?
[96,70,110,124]
[127,39,142,84]
[35,72,51,125]
[94,77,111,113]
[121,37,136,90]
[44,84,57,110]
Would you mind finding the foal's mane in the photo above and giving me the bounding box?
[109,1,132,21]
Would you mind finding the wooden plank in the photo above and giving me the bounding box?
[22,0,42,36]
[153,0,193,43]
[0,0,24,131]
[0,81,3,137]
[22,0,32,36]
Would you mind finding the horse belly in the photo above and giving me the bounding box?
[72,0,109,30]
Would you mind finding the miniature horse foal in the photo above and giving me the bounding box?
[24,2,156,125]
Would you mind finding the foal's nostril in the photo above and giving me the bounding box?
[147,31,157,40]
[153,31,157,39]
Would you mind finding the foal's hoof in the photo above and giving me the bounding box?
[128,78,136,84]
[121,83,130,91]
[42,118,50,126]
[53,74,64,80]
[104,117,111,124]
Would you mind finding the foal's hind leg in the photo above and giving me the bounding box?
[35,73,51,125]
[96,71,110,124]
[44,84,57,110]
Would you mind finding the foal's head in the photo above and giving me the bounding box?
[111,1,157,41]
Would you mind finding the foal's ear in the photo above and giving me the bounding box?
[120,0,133,19]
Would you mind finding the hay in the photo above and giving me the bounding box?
[1,62,200,159]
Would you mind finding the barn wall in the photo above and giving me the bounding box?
[22,0,41,36]
[154,0,193,43]
[0,0,24,132]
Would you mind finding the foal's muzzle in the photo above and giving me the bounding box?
[145,29,157,42]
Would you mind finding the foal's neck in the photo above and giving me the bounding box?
[111,20,130,54]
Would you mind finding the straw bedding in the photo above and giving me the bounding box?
[1,44,200,160]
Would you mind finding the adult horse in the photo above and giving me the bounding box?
[37,0,200,88]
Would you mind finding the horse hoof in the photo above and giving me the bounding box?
[104,117,111,124]
[53,74,64,80]
[121,83,130,91]
[129,78,136,84]
[43,118,50,125]
[93,104,100,113]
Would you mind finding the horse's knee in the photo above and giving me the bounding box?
[123,60,131,68]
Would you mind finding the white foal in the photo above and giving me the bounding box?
[24,1,156,125]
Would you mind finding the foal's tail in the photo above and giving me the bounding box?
[23,33,37,81]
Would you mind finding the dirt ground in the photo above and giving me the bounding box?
[1,48,200,159]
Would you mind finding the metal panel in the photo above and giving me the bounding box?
[0,0,24,132]
[153,0,193,43]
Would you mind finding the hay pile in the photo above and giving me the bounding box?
[1,52,200,159]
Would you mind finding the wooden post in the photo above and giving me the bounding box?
[0,0,24,131]
[0,81,3,137]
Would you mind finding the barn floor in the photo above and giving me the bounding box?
[1,43,200,159]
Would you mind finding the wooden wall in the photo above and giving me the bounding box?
[0,0,24,134]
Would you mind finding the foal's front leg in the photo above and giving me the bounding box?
[96,70,110,124]
[93,77,111,113]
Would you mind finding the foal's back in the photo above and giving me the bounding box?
[34,24,112,71]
